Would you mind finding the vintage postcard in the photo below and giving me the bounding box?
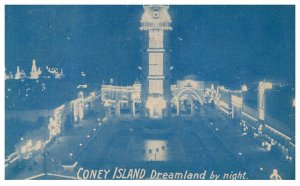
[4,5,295,180]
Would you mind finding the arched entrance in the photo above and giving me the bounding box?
[172,88,205,116]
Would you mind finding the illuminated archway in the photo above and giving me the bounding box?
[176,88,205,105]
[172,88,205,116]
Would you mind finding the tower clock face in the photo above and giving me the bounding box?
[152,10,160,18]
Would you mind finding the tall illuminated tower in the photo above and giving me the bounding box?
[140,5,172,119]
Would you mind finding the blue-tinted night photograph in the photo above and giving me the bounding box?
[5,5,295,180]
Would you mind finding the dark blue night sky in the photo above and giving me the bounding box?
[5,5,295,87]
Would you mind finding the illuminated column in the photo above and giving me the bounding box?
[258,82,272,122]
[241,84,248,112]
[48,117,55,139]
[176,99,180,116]
[216,86,220,107]
[190,98,195,116]
[72,92,85,122]
[115,101,121,116]
[78,102,84,121]
[132,101,136,117]
[140,5,172,119]
[73,104,78,122]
